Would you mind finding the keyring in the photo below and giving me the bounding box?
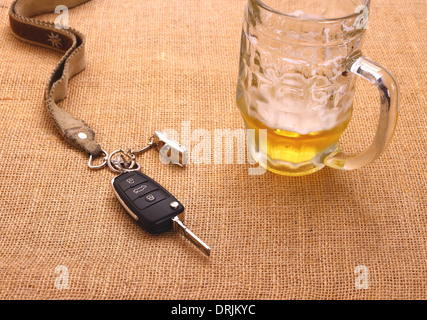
[107,149,138,173]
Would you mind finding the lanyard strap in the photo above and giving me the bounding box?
[9,0,103,157]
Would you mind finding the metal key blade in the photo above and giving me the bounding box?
[172,216,211,256]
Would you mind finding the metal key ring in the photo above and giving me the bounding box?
[107,149,138,173]
[88,149,108,170]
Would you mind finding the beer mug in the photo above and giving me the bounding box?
[237,0,399,176]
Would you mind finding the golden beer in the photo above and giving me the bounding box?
[238,96,353,175]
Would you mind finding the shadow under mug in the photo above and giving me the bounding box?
[236,0,399,176]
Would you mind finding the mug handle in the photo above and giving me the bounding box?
[325,50,400,170]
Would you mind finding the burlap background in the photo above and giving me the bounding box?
[0,0,425,300]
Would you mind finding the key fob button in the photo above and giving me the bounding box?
[125,182,158,202]
[145,194,156,202]
[119,174,148,191]
[134,190,167,210]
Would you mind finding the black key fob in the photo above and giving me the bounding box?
[111,171,185,234]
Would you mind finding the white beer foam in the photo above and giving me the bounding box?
[247,72,353,134]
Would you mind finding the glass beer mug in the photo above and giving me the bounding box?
[237,0,399,176]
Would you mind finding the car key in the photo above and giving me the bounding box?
[111,170,211,256]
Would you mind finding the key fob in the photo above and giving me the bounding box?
[111,171,185,234]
